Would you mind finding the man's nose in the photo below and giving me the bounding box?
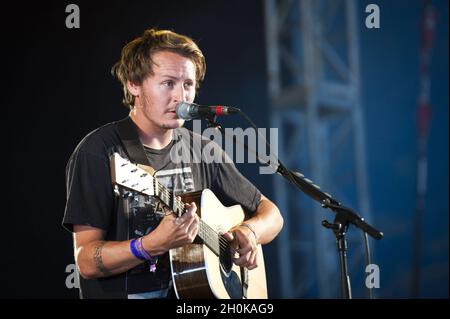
[173,84,187,103]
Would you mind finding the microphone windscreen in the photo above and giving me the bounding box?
[176,102,195,120]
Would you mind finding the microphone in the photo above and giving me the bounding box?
[176,102,240,120]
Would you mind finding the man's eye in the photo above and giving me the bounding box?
[164,81,174,87]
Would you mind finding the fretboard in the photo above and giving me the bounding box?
[153,178,225,257]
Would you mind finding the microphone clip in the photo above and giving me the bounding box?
[204,113,222,130]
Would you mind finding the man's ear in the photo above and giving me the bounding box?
[126,80,141,97]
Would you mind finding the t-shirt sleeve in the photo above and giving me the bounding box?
[62,150,114,233]
[211,149,262,215]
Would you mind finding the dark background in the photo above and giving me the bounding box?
[1,0,448,298]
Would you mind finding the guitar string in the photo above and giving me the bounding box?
[173,197,232,252]
[154,178,231,254]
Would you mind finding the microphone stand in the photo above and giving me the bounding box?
[203,110,384,299]
[277,166,383,299]
[276,164,383,299]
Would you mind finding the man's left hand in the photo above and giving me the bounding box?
[223,225,258,270]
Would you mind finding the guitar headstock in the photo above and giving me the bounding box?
[110,153,155,196]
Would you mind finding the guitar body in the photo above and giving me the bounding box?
[170,189,267,299]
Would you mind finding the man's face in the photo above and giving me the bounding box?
[131,51,197,131]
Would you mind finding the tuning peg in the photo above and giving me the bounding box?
[113,185,120,196]
[122,190,133,199]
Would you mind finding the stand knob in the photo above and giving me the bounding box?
[322,220,341,230]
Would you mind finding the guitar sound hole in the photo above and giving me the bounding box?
[219,239,233,274]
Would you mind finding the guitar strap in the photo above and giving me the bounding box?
[240,267,249,299]
[116,116,156,175]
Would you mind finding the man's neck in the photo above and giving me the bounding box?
[129,113,173,150]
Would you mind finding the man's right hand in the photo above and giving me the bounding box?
[142,200,199,255]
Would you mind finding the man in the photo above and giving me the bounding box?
[63,28,283,299]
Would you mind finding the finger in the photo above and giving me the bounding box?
[179,202,196,223]
[177,207,192,225]
[233,246,253,265]
[235,245,258,268]
[187,219,199,238]
[247,250,258,269]
[236,243,254,256]
[233,253,250,267]
[180,209,199,232]
[247,263,258,270]
[174,197,184,217]
[222,232,234,242]
[186,202,197,214]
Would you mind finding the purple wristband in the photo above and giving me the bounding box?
[137,237,158,272]
[137,237,152,260]
[130,239,145,260]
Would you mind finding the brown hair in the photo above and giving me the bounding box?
[111,28,206,108]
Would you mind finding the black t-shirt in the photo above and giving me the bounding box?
[62,117,262,299]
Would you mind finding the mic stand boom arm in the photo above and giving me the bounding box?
[276,164,383,240]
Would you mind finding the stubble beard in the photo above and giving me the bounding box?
[160,118,185,130]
